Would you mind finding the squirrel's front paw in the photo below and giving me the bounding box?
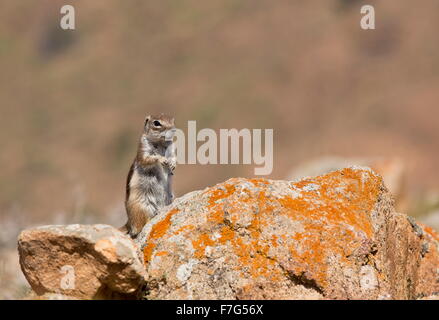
[159,157,171,168]
[160,158,176,172]
[158,157,168,166]
[167,161,176,172]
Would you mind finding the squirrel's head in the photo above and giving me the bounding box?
[143,114,176,143]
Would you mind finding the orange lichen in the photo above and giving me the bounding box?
[275,168,382,285]
[270,235,278,248]
[231,236,283,281]
[144,169,384,288]
[206,183,236,208]
[419,223,439,242]
[143,208,180,264]
[174,224,195,235]
[206,183,236,224]
[143,242,156,263]
[192,233,215,258]
[248,178,269,186]
[193,179,284,280]
[149,208,180,240]
[219,226,235,243]
[281,168,380,238]
[155,251,168,257]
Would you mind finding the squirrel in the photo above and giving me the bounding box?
[120,114,177,238]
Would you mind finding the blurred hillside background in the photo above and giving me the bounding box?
[1,0,439,298]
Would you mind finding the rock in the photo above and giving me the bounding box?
[414,223,439,298]
[136,167,439,299]
[24,292,79,300]
[18,224,146,299]
[418,294,439,300]
[288,157,406,211]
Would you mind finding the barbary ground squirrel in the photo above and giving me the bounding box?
[120,114,177,237]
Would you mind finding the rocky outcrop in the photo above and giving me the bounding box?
[18,224,146,299]
[288,157,407,211]
[17,167,439,300]
[136,167,439,299]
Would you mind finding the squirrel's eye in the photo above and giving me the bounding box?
[153,120,162,127]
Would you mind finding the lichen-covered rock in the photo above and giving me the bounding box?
[136,167,439,299]
[288,157,406,211]
[24,292,79,300]
[414,223,439,298]
[18,224,146,299]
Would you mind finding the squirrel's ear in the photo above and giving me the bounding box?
[144,115,151,129]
